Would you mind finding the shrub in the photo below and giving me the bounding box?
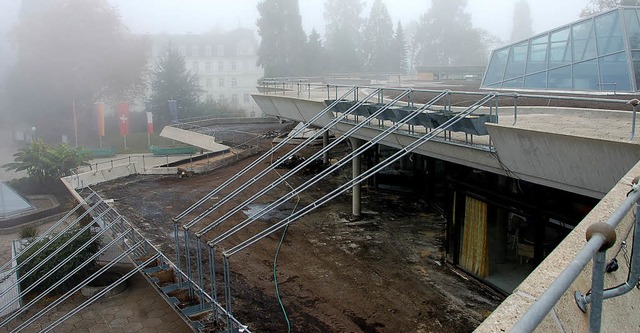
[17,227,100,295]
[17,225,39,239]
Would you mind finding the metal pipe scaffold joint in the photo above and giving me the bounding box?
[586,223,617,250]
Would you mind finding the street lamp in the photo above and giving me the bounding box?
[31,126,36,142]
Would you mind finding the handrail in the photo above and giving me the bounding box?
[511,185,640,332]
[258,79,633,105]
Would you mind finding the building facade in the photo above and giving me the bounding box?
[150,29,264,117]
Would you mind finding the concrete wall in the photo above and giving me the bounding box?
[159,126,230,153]
[252,94,333,125]
[487,125,640,198]
[61,163,178,199]
[182,117,279,127]
[476,161,640,332]
[253,94,640,199]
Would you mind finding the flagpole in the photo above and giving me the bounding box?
[124,135,127,150]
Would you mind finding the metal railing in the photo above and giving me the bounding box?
[511,183,640,332]
[0,188,252,333]
[257,80,639,141]
[180,92,497,333]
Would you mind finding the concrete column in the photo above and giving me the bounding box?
[350,138,362,218]
[323,131,330,164]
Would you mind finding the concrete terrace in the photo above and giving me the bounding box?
[253,84,640,198]
[250,82,640,332]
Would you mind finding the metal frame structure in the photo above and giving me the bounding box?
[163,89,497,332]
[0,188,252,333]
[512,185,640,333]
[5,80,640,332]
[158,81,640,332]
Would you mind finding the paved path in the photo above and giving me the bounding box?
[0,223,192,333]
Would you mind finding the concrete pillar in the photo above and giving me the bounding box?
[323,131,330,164]
[350,138,362,218]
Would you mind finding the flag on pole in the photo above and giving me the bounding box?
[116,101,130,136]
[146,112,153,134]
[145,101,153,134]
[96,102,105,136]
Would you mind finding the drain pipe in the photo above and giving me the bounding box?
[575,199,640,312]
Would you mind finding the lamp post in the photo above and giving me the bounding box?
[31,126,36,142]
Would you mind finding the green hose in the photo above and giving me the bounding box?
[274,224,291,332]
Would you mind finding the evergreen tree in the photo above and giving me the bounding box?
[362,0,394,73]
[324,0,364,73]
[304,28,326,76]
[510,0,534,42]
[256,0,307,77]
[150,45,203,127]
[390,21,408,73]
[581,0,640,17]
[405,20,422,73]
[415,0,490,67]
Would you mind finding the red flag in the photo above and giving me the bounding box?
[116,101,129,136]
[146,111,153,134]
[96,102,105,136]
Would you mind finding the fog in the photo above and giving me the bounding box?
[0,0,593,56]
[106,0,591,41]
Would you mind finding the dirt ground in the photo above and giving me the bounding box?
[94,122,502,333]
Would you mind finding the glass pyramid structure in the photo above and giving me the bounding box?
[0,182,34,219]
[481,7,640,93]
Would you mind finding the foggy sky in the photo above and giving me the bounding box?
[106,0,591,42]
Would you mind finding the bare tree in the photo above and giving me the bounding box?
[581,0,640,17]
[5,0,149,140]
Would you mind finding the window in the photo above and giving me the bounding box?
[205,46,212,57]
[244,93,250,103]
[484,47,509,85]
[504,41,528,80]
[595,10,624,55]
[524,72,547,89]
[573,59,599,90]
[206,78,212,87]
[218,61,224,71]
[502,77,524,88]
[219,78,224,87]
[549,28,572,69]
[219,94,226,101]
[231,61,237,70]
[625,9,640,49]
[572,20,597,62]
[599,52,632,91]
[192,61,199,73]
[217,45,224,56]
[179,46,187,56]
[547,65,572,89]
[231,77,237,86]
[232,94,238,103]
[527,35,548,74]
[633,50,640,89]
[192,45,199,57]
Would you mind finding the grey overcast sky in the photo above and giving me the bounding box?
[106,0,591,41]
